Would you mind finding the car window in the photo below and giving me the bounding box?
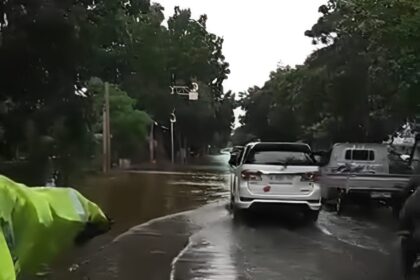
[244,150,315,166]
[345,150,352,160]
[237,148,245,164]
[345,149,375,161]
[241,146,252,164]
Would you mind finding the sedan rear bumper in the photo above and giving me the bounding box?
[235,198,322,211]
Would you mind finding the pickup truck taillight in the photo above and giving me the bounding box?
[301,172,320,182]
[241,170,262,181]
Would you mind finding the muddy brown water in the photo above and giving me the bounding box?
[48,156,230,279]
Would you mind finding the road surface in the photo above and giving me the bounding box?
[50,155,404,280]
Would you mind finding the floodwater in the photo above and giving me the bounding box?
[49,155,231,279]
[46,154,409,280]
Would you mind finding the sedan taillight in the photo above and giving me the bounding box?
[301,172,320,182]
[241,170,263,181]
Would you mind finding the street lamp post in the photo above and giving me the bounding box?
[170,111,177,164]
[169,82,199,164]
[167,18,204,164]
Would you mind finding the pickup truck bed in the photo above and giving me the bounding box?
[320,173,411,193]
[320,173,415,214]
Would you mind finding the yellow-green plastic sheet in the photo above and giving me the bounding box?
[0,175,109,280]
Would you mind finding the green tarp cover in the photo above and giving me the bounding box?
[0,175,109,280]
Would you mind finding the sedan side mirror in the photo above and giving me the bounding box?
[312,151,330,167]
[314,155,322,164]
[229,153,238,166]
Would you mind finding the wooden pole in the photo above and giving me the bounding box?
[103,82,111,174]
[149,122,155,163]
[102,107,107,173]
[106,82,111,172]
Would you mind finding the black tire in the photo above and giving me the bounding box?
[336,195,343,215]
[230,193,246,221]
[323,187,339,204]
[305,210,320,222]
[232,206,246,221]
[392,203,402,219]
[361,199,375,213]
[229,193,235,210]
[323,203,336,212]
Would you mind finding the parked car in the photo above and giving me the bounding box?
[229,142,322,221]
[320,143,415,215]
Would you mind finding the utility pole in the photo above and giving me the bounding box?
[149,121,155,163]
[102,82,111,174]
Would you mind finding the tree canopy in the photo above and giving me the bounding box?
[238,0,420,148]
[0,0,234,173]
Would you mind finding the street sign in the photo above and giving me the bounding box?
[189,91,198,101]
[170,86,189,95]
[170,83,199,101]
[189,83,199,100]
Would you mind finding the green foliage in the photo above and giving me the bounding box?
[89,79,151,159]
[0,0,96,161]
[240,0,420,146]
[231,127,258,146]
[0,0,234,169]
[119,6,233,151]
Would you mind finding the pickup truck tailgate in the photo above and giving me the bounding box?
[320,174,410,192]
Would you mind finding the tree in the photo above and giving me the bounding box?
[120,7,233,154]
[0,0,101,184]
[0,0,234,179]
[240,0,420,146]
[89,79,151,160]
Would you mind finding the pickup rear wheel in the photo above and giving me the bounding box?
[392,201,403,219]
[336,191,345,215]
[336,197,343,215]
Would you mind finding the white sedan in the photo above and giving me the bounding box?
[229,142,322,221]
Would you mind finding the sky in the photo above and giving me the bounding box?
[156,0,326,126]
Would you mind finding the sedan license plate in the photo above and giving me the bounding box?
[270,175,293,183]
[370,192,392,199]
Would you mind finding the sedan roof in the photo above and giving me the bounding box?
[248,142,312,153]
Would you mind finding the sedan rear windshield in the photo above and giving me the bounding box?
[244,150,316,166]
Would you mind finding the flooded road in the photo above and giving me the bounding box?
[50,154,404,280]
[50,155,231,279]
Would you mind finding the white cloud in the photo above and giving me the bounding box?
[157,0,326,93]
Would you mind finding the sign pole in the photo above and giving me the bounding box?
[171,122,174,164]
[168,79,198,164]
[170,112,177,164]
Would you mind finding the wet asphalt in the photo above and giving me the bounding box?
[50,154,407,280]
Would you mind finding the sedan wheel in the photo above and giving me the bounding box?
[305,210,320,222]
[230,193,236,210]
